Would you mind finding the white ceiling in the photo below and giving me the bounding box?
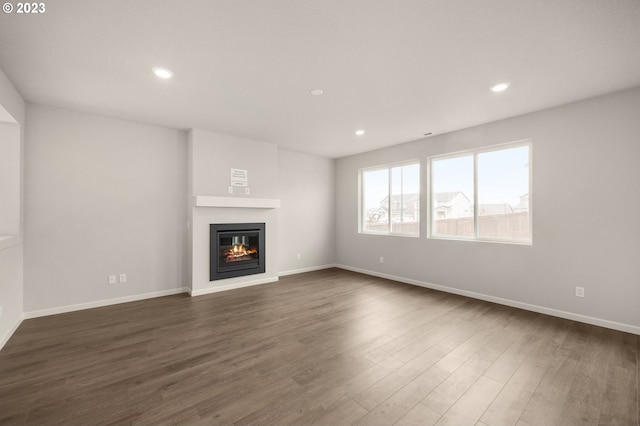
[1,0,639,158]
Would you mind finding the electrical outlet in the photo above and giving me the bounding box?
[108,275,117,284]
[575,286,585,298]
[245,187,250,195]
[379,256,384,263]
[119,273,127,283]
[296,253,301,260]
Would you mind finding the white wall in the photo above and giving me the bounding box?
[24,104,188,315]
[277,149,336,274]
[0,67,25,350]
[336,87,640,333]
[190,129,279,198]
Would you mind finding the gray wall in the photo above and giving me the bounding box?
[0,123,20,235]
[277,148,336,273]
[18,108,337,319]
[24,104,188,314]
[336,87,640,331]
[0,66,25,349]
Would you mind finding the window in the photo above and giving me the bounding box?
[360,162,420,236]
[429,141,531,244]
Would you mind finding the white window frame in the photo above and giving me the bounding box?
[359,160,420,237]
[427,140,532,245]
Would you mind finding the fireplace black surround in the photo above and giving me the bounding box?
[210,223,265,281]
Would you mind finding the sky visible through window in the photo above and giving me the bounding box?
[433,155,474,204]
[478,146,529,206]
[433,146,529,206]
[363,164,419,209]
[364,147,528,210]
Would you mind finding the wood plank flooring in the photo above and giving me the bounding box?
[0,268,638,425]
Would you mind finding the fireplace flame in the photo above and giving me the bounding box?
[223,244,257,262]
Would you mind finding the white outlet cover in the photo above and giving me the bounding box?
[119,273,127,283]
[108,275,117,284]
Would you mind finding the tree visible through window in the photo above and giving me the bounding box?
[361,162,420,236]
[429,142,531,243]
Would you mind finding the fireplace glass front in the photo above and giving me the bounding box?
[210,223,265,280]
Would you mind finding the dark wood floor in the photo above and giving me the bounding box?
[1,268,638,425]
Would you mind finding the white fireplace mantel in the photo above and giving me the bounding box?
[195,195,280,209]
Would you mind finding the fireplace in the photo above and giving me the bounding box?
[210,223,265,281]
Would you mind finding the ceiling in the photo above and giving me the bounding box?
[1,0,639,158]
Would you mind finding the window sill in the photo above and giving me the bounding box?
[360,231,420,238]
[428,235,532,246]
[0,235,21,251]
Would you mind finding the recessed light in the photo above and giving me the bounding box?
[152,67,174,79]
[490,82,510,92]
[310,88,324,96]
[355,130,365,136]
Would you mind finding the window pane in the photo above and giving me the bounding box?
[390,166,402,225]
[477,146,530,241]
[431,155,474,237]
[391,163,420,235]
[362,168,389,233]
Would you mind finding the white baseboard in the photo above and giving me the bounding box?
[24,287,189,319]
[0,314,24,351]
[278,264,337,277]
[336,264,640,336]
[190,276,279,297]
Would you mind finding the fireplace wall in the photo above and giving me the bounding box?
[188,129,279,295]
